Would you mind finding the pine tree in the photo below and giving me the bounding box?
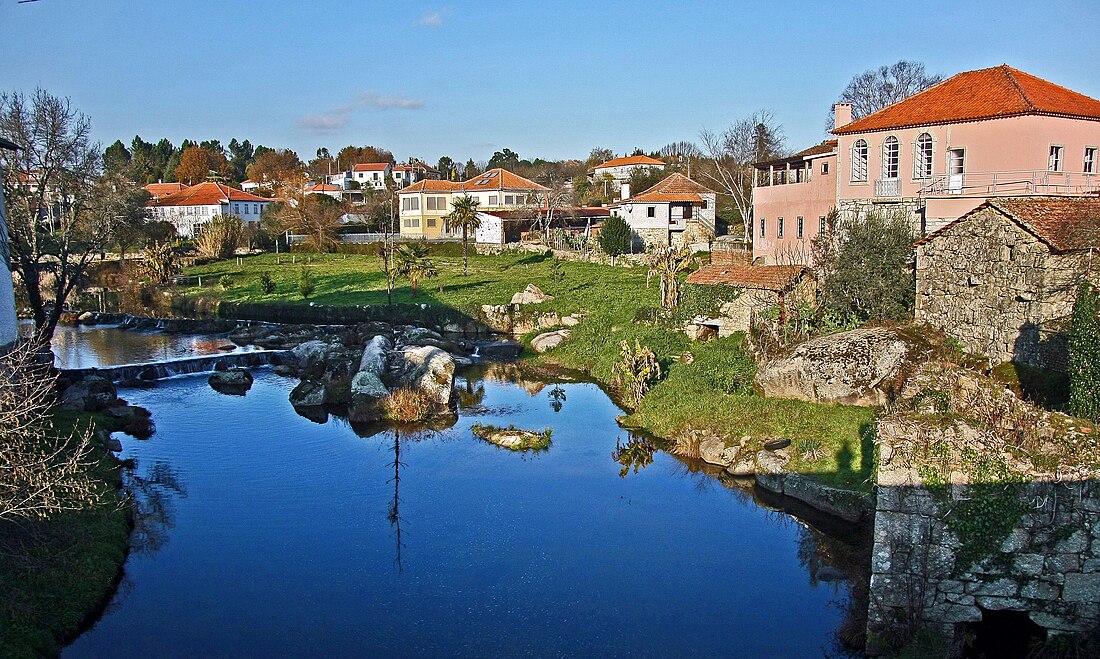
[598,213,632,265]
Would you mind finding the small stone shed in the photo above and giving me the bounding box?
[915,196,1100,369]
[684,264,816,338]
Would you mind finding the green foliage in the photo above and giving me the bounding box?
[394,241,439,296]
[258,271,277,294]
[194,214,243,260]
[611,435,658,477]
[611,340,663,409]
[218,274,232,290]
[446,194,482,275]
[470,423,552,451]
[140,240,178,285]
[627,166,667,196]
[668,283,741,327]
[598,213,632,259]
[1069,282,1100,421]
[297,266,316,299]
[814,209,915,322]
[549,256,566,288]
[692,334,757,395]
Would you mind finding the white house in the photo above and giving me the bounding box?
[610,173,717,247]
[589,154,666,186]
[0,137,19,350]
[397,168,549,239]
[147,182,272,238]
[304,182,346,201]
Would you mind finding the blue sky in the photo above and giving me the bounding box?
[3,0,1098,165]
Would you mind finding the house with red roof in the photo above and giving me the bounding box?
[143,182,187,201]
[589,155,667,194]
[396,169,549,239]
[147,182,273,237]
[609,173,717,248]
[752,65,1100,265]
[915,196,1100,368]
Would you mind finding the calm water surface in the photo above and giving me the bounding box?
[59,328,853,658]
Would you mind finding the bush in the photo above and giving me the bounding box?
[381,388,433,422]
[694,336,757,395]
[297,267,316,299]
[141,240,178,285]
[1069,282,1100,421]
[813,208,914,322]
[194,214,243,260]
[258,272,277,294]
[218,274,232,290]
[598,213,632,261]
[611,340,662,409]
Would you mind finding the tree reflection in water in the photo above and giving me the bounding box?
[548,386,566,413]
[124,461,186,556]
[388,429,406,573]
[611,434,658,478]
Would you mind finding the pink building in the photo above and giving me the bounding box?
[752,140,837,264]
[752,65,1100,265]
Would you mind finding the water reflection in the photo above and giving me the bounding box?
[548,385,567,413]
[124,460,186,556]
[40,322,253,369]
[611,434,658,477]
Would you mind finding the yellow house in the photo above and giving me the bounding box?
[397,168,548,239]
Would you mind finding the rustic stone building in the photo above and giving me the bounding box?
[915,196,1100,369]
[684,264,815,337]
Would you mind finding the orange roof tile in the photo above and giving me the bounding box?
[148,182,271,207]
[917,196,1100,252]
[834,65,1100,135]
[144,182,187,198]
[617,173,716,205]
[305,183,344,192]
[593,155,666,170]
[398,179,462,193]
[352,162,391,172]
[460,168,548,192]
[686,264,810,291]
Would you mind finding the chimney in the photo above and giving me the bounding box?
[620,182,631,201]
[834,103,853,131]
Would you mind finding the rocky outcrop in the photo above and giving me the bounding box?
[358,335,392,375]
[477,340,523,360]
[754,327,919,406]
[510,284,554,305]
[532,329,571,353]
[60,376,119,412]
[208,368,254,395]
[385,346,456,409]
[471,424,551,451]
[350,371,388,400]
[290,379,329,407]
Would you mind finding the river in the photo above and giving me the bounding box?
[57,325,859,657]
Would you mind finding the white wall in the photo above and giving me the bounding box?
[474,212,503,244]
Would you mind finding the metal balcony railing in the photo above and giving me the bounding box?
[918,170,1100,197]
[874,178,901,197]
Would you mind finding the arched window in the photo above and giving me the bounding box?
[851,139,868,182]
[915,133,933,179]
[882,137,899,179]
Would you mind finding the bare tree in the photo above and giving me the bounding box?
[0,342,106,521]
[828,60,943,127]
[272,182,343,253]
[523,182,576,247]
[699,110,787,241]
[0,89,143,344]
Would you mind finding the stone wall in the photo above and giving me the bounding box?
[914,207,1096,369]
[838,197,924,234]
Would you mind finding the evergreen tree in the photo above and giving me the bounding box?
[1069,282,1100,421]
[598,213,632,264]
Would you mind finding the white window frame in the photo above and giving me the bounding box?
[914,133,934,179]
[1084,146,1097,174]
[1049,145,1064,172]
[882,136,900,180]
[851,139,868,183]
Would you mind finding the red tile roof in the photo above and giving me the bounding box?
[352,162,391,172]
[144,182,187,198]
[617,173,716,205]
[686,264,810,291]
[834,65,1100,135]
[917,196,1100,252]
[593,154,666,170]
[305,183,343,192]
[755,140,838,169]
[148,182,271,207]
[460,168,548,192]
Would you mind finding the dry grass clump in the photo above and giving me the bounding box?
[380,388,434,423]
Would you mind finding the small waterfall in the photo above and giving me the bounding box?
[64,350,292,384]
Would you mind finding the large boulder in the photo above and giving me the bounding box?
[350,371,389,400]
[386,346,456,407]
[292,339,331,369]
[532,329,570,353]
[477,339,523,360]
[358,335,392,375]
[289,379,328,407]
[754,327,916,406]
[510,284,554,305]
[60,376,119,412]
[208,368,254,395]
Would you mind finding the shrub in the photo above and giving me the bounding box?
[258,272,277,294]
[194,214,243,260]
[598,213,632,262]
[695,337,757,395]
[813,208,915,322]
[1069,282,1100,421]
[297,267,316,299]
[381,388,433,422]
[218,274,232,290]
[141,240,178,285]
[611,340,662,409]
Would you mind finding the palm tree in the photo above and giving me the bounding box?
[446,194,481,275]
[394,240,438,297]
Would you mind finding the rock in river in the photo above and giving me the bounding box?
[209,368,254,395]
[386,346,456,407]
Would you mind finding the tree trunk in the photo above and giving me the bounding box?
[462,227,469,275]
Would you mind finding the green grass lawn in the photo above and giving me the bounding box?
[182,250,876,492]
[0,411,130,658]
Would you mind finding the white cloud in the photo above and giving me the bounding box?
[417,9,449,27]
[297,93,424,134]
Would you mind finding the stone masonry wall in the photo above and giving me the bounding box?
[838,198,924,234]
[914,207,1096,369]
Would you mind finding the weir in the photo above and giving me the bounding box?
[62,349,292,383]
